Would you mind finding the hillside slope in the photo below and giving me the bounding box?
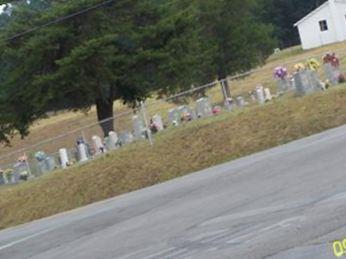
[1,84,346,229]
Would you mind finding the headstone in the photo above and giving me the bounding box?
[78,143,88,162]
[236,96,246,107]
[92,135,105,155]
[45,157,56,171]
[178,106,196,122]
[35,151,56,174]
[59,148,70,169]
[119,132,134,145]
[196,97,212,118]
[168,108,180,126]
[264,88,272,101]
[256,86,265,105]
[105,131,118,151]
[132,115,146,140]
[276,78,293,93]
[293,70,324,96]
[13,161,29,182]
[324,63,340,85]
[152,115,164,131]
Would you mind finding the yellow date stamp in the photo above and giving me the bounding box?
[333,238,346,257]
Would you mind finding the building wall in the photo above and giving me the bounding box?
[298,4,338,50]
[335,1,346,39]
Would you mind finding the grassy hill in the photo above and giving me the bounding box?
[1,43,346,229]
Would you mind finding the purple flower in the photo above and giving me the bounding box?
[274,66,288,80]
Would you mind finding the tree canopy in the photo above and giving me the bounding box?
[0,0,277,142]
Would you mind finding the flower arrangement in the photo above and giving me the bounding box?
[3,168,13,183]
[212,106,222,115]
[35,151,47,162]
[294,63,306,72]
[273,66,288,80]
[323,52,340,68]
[306,58,320,71]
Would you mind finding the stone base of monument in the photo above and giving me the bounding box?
[293,70,324,96]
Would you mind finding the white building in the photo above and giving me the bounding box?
[294,0,346,50]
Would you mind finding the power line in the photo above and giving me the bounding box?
[2,0,115,42]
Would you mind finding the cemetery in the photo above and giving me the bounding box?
[2,41,346,229]
[1,50,346,187]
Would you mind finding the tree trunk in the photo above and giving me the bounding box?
[96,98,114,137]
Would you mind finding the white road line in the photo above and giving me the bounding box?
[0,228,54,251]
[118,247,154,259]
[142,247,176,259]
[165,248,189,258]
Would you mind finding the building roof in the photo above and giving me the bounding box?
[294,0,346,27]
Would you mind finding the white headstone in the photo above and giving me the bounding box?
[78,143,88,162]
[152,115,164,131]
[132,115,145,140]
[196,97,212,117]
[264,88,272,101]
[256,86,265,105]
[59,148,69,169]
[92,135,105,155]
[106,131,118,150]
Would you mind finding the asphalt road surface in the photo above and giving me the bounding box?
[2,125,346,259]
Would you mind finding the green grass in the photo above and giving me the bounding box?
[267,46,304,62]
[1,85,346,229]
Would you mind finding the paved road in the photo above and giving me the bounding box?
[2,126,346,259]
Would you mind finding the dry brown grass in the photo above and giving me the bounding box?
[1,85,346,229]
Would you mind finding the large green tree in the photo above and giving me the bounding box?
[0,0,277,143]
[192,0,276,96]
[0,0,199,140]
